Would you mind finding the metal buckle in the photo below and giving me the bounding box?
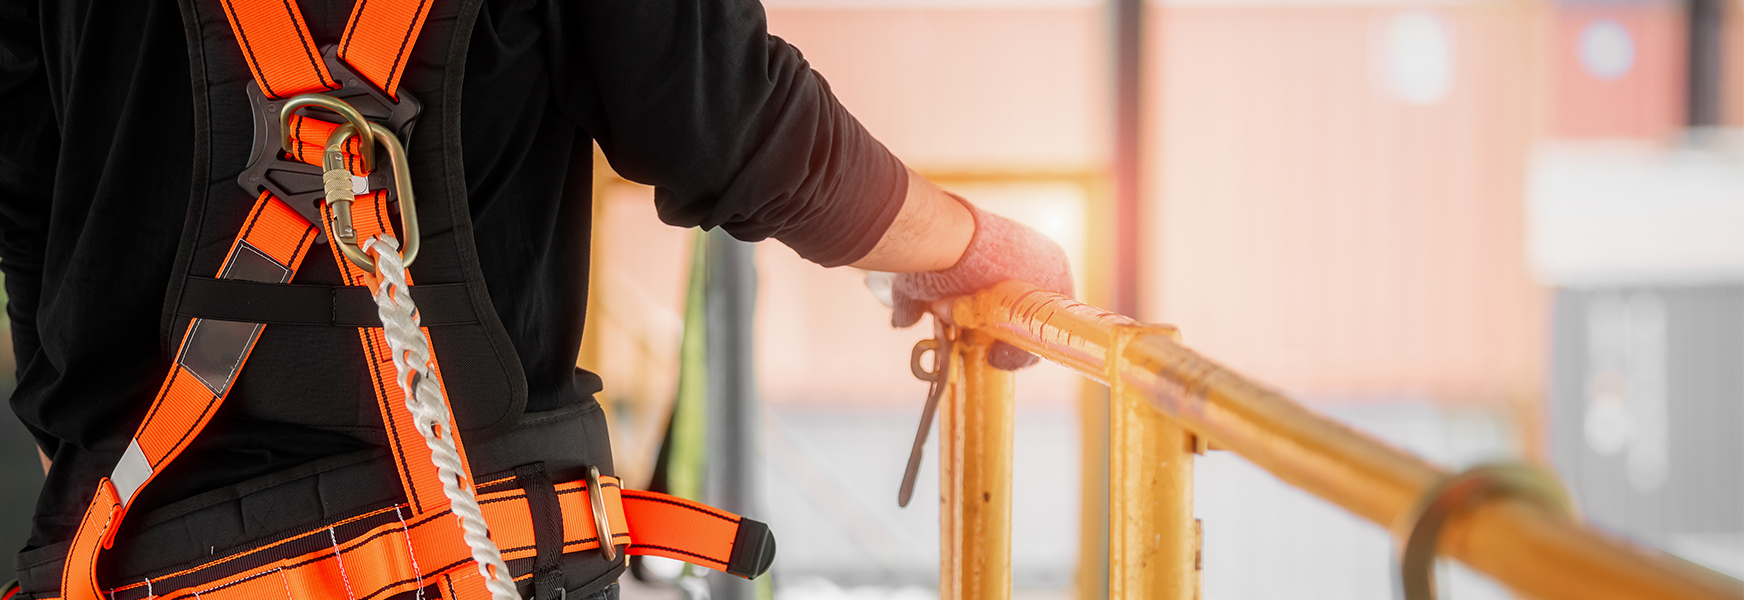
[587,466,619,563]
[237,45,421,242]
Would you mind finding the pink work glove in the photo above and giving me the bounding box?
[890,199,1074,370]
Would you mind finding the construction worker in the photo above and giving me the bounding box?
[0,1,1072,599]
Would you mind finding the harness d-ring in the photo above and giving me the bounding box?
[1393,463,1575,600]
[587,466,618,562]
[278,93,376,172]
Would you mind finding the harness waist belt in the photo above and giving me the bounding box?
[32,474,773,600]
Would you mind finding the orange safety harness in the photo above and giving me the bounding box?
[45,1,774,599]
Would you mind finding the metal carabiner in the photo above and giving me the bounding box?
[323,120,420,274]
[278,93,376,173]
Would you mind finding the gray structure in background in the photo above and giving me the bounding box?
[1526,116,1744,579]
[1549,285,1744,578]
[3,390,45,584]
[705,230,762,600]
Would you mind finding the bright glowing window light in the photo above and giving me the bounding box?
[1373,10,1455,106]
[1578,19,1635,81]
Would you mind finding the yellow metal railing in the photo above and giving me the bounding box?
[930,280,1744,600]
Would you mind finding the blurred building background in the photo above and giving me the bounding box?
[4,0,1742,598]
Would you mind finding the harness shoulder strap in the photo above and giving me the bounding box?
[218,0,434,98]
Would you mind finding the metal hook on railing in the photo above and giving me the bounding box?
[1393,463,1576,600]
[897,316,955,507]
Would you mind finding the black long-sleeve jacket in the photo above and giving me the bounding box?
[0,0,907,551]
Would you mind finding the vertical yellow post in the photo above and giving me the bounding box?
[940,329,1016,600]
[1108,333,1198,600]
[1078,382,1110,600]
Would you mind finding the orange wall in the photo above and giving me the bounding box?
[1144,4,1546,403]
[1548,1,1686,140]
[765,7,1109,171]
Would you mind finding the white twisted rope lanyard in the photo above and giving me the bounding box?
[362,235,520,600]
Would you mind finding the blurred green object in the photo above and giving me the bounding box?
[668,230,711,503]
[633,232,714,591]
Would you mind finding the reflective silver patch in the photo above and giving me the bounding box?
[111,439,152,506]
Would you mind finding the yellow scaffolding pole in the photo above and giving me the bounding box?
[941,329,1018,600]
[939,280,1743,600]
[1107,325,1197,600]
[939,330,1016,600]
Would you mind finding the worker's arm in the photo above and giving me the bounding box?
[847,168,974,272]
[848,172,1072,366]
[0,8,51,375]
[551,0,1071,367]
[556,0,909,267]
[877,185,1074,370]
[0,7,62,456]
[39,447,50,474]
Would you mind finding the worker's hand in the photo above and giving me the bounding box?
[889,199,1074,370]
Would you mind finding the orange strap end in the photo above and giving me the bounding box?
[58,480,121,600]
[621,491,776,580]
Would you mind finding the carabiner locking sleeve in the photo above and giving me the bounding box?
[324,120,419,273]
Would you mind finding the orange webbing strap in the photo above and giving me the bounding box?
[219,0,435,99]
[45,477,773,600]
[322,191,468,518]
[619,490,758,573]
[284,114,368,174]
[58,195,318,600]
[216,0,338,99]
[337,0,435,99]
